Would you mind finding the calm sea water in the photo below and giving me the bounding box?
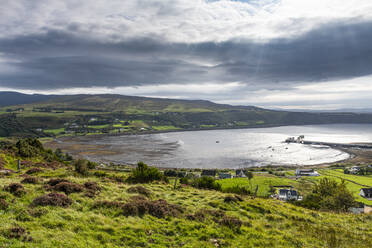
[83,124,372,168]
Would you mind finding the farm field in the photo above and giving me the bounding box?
[218,169,372,205]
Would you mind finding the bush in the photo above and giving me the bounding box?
[0,198,8,210]
[296,178,356,212]
[25,167,43,174]
[16,138,44,158]
[87,161,97,169]
[7,226,32,241]
[94,171,107,178]
[4,183,26,196]
[127,186,151,197]
[21,176,39,184]
[122,199,183,218]
[164,170,186,178]
[187,209,225,222]
[191,176,221,191]
[52,182,84,194]
[84,181,101,198]
[46,178,70,186]
[32,193,72,207]
[126,162,166,183]
[74,159,89,175]
[224,195,243,203]
[84,181,101,192]
[219,215,242,231]
[222,185,251,195]
[179,177,189,185]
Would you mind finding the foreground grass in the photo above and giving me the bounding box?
[0,165,372,248]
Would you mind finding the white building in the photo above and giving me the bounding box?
[278,189,299,201]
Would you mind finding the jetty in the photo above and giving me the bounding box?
[285,135,372,149]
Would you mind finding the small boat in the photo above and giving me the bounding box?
[216,141,220,143]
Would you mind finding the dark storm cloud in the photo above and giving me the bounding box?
[1,20,372,90]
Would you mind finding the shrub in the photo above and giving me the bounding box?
[52,182,84,194]
[191,176,221,191]
[94,171,107,178]
[0,198,8,210]
[296,178,356,212]
[32,193,72,207]
[187,209,225,222]
[25,167,43,174]
[219,215,242,231]
[4,183,26,196]
[7,226,32,241]
[46,178,70,186]
[16,138,44,158]
[28,208,48,218]
[126,161,166,183]
[122,199,183,218]
[74,159,89,175]
[84,181,101,192]
[164,170,186,178]
[224,195,243,203]
[127,186,151,197]
[179,177,189,185]
[84,181,101,198]
[21,176,39,184]
[222,185,251,195]
[87,161,97,169]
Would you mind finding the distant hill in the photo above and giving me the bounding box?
[2,91,372,137]
[0,92,54,107]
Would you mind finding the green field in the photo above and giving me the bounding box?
[44,128,65,135]
[151,125,181,131]
[218,169,372,205]
[87,124,111,129]
[219,175,303,197]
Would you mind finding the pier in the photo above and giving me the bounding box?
[285,136,372,149]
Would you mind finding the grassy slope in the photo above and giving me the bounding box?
[1,156,372,247]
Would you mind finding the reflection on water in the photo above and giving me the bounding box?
[73,124,372,168]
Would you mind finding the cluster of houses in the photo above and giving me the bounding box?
[346,165,372,174]
[200,169,247,179]
[285,135,305,144]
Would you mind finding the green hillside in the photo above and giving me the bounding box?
[2,93,372,138]
[0,140,371,248]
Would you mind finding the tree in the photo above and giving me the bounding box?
[127,161,166,183]
[297,178,356,212]
[74,159,89,175]
[245,171,254,190]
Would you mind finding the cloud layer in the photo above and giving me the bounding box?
[1,0,372,109]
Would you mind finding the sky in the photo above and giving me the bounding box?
[1,0,372,110]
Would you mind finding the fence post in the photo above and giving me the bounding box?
[254,185,259,198]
